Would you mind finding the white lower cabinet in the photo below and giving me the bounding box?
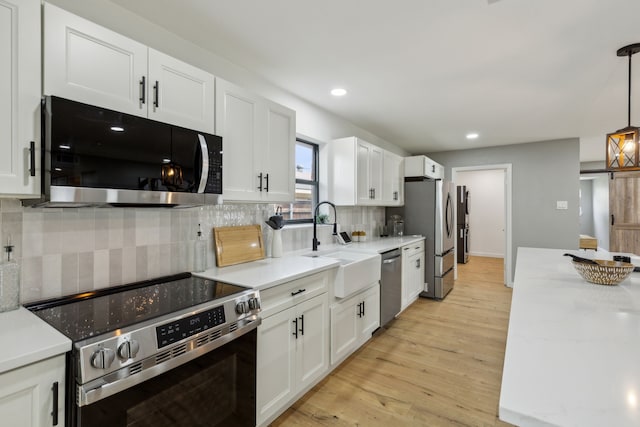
[402,241,425,310]
[330,283,380,365]
[256,272,329,426]
[0,354,65,427]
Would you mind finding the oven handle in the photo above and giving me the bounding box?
[77,316,261,407]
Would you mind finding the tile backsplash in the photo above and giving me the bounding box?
[0,199,384,303]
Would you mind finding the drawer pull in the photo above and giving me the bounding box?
[291,288,306,296]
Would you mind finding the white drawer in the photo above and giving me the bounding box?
[402,241,424,257]
[260,271,329,318]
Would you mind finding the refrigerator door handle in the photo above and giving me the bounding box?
[445,192,453,238]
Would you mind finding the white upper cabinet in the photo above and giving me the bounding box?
[404,155,444,179]
[44,3,214,133]
[216,78,295,202]
[382,150,403,206]
[147,48,215,132]
[0,0,41,197]
[329,137,401,206]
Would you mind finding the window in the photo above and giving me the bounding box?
[282,139,318,223]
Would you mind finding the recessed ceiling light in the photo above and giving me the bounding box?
[331,88,347,97]
[466,132,479,140]
[110,126,124,132]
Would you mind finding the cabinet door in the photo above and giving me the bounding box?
[256,307,296,425]
[330,297,359,365]
[401,248,413,309]
[382,151,403,206]
[44,3,148,117]
[369,146,384,204]
[0,0,40,197]
[215,78,261,201]
[356,141,372,204]
[0,355,65,427]
[359,285,380,340]
[263,100,295,202]
[295,293,329,391]
[412,249,424,298]
[148,49,215,133]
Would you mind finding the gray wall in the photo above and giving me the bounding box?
[427,138,580,279]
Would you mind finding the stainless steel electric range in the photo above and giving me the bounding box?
[26,272,261,427]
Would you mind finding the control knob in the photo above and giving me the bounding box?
[117,340,140,360]
[235,301,248,314]
[90,347,116,369]
[248,297,260,311]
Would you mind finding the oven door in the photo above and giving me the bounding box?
[72,329,256,427]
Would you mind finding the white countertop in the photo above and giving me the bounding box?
[195,235,425,289]
[499,247,640,427]
[0,307,71,374]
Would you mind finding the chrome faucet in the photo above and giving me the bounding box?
[313,201,337,251]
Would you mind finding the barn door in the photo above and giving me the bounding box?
[610,171,640,253]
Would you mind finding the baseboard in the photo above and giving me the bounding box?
[469,251,504,258]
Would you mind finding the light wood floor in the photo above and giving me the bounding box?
[271,256,514,427]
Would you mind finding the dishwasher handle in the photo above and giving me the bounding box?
[382,255,401,264]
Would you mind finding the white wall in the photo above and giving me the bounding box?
[592,174,610,251]
[456,170,505,258]
[579,179,595,236]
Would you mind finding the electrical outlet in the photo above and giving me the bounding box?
[556,200,568,210]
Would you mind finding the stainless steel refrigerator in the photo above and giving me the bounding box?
[388,177,456,299]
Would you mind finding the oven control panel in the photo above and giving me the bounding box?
[156,305,226,348]
[76,290,261,385]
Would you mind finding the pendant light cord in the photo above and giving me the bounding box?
[628,51,633,127]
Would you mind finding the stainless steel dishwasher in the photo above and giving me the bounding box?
[380,248,402,326]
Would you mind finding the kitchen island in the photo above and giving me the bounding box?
[499,247,640,426]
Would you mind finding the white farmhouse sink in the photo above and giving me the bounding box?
[304,250,381,298]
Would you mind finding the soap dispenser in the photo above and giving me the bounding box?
[0,236,20,312]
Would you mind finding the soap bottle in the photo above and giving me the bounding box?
[193,224,207,272]
[0,236,20,312]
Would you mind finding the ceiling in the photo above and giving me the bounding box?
[109,0,640,162]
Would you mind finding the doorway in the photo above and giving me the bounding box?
[452,164,512,286]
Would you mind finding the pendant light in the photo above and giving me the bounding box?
[606,43,640,170]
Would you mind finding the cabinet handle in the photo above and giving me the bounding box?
[357,302,362,318]
[139,76,146,105]
[416,258,421,269]
[257,173,263,191]
[362,300,365,316]
[393,191,398,201]
[432,164,436,173]
[29,141,36,177]
[299,314,304,336]
[264,173,269,192]
[153,80,159,108]
[292,318,298,339]
[51,381,59,426]
[611,214,615,226]
[291,288,306,296]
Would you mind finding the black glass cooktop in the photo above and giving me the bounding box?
[26,273,247,342]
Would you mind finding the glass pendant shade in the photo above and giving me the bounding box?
[606,126,640,170]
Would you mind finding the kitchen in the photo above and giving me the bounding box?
[1,1,640,426]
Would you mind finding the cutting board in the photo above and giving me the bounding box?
[213,225,265,267]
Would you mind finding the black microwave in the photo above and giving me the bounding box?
[29,96,222,207]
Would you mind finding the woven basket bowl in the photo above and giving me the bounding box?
[572,260,634,286]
